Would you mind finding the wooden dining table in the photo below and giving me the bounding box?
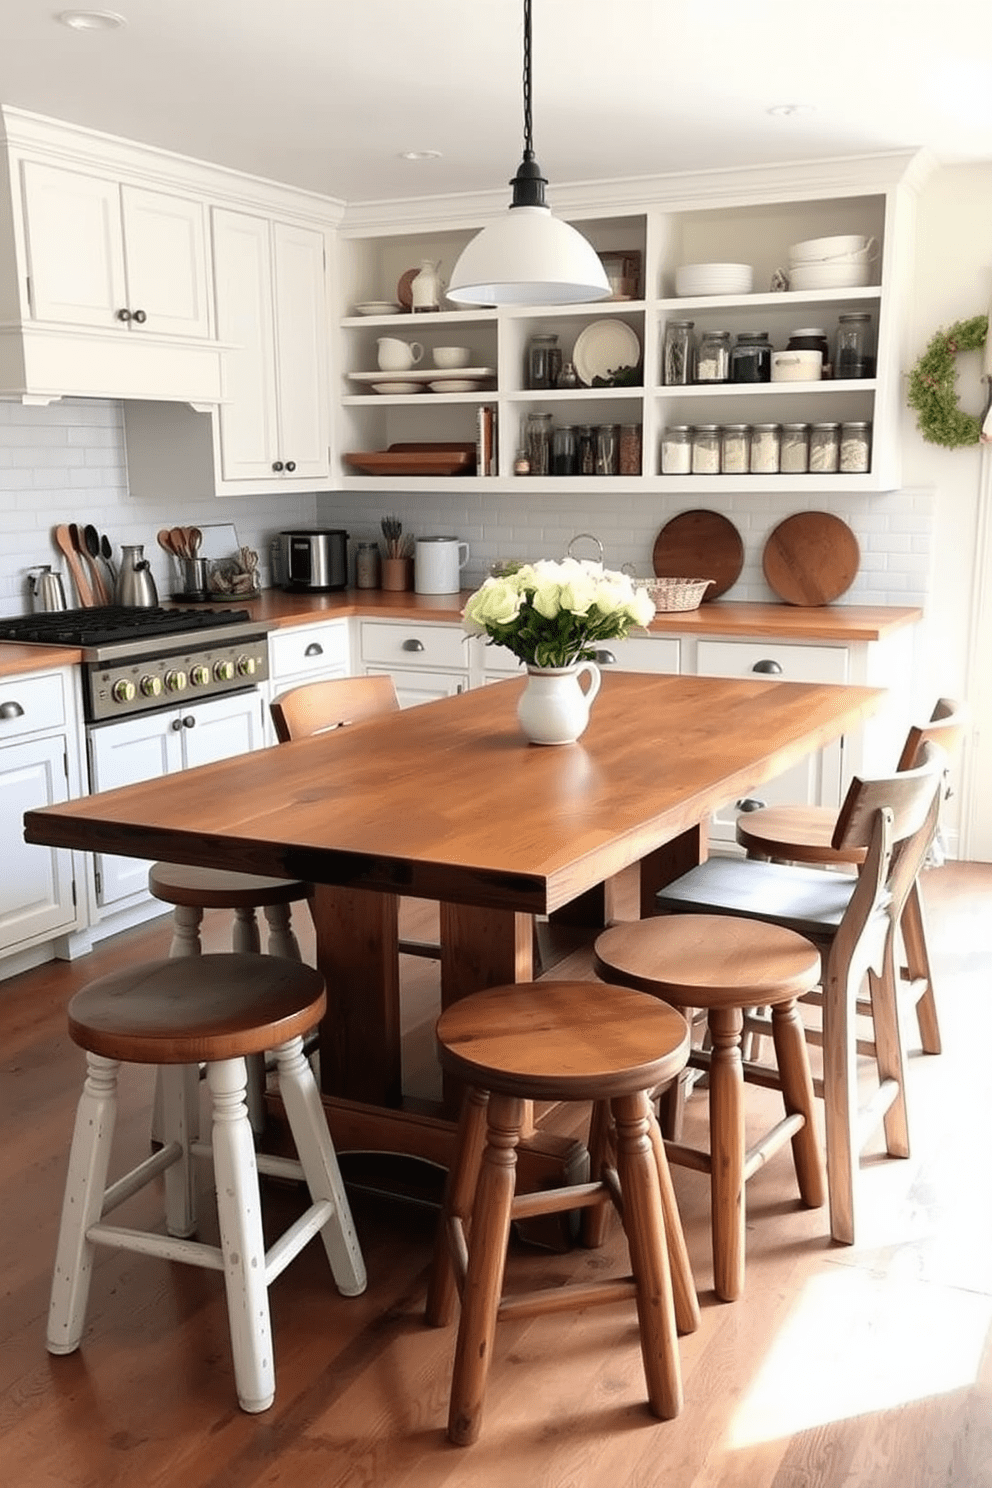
[24,669,883,1184]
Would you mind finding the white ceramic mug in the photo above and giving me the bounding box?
[414,536,470,594]
[377,337,424,372]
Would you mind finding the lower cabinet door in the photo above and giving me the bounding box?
[0,735,76,951]
[364,665,468,708]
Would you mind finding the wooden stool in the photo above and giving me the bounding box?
[47,953,366,1414]
[594,914,825,1303]
[425,979,698,1446]
[148,863,310,1136]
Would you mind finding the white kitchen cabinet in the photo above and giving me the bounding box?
[359,620,469,707]
[265,619,350,743]
[0,669,83,961]
[87,690,266,911]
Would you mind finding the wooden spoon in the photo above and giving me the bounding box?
[157,528,174,555]
[54,523,94,606]
[82,524,111,604]
[170,526,188,560]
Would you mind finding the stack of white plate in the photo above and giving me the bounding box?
[787,234,875,290]
[675,262,753,297]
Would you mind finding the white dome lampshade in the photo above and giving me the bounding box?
[445,0,611,309]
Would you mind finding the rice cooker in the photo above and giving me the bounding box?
[278,530,349,592]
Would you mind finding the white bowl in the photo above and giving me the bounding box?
[788,261,871,291]
[788,234,870,264]
[428,379,479,393]
[432,346,472,368]
[771,349,823,382]
[371,380,423,395]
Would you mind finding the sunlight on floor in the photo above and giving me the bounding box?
[726,1265,992,1447]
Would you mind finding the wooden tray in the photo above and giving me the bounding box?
[344,442,477,477]
[652,510,744,600]
[762,512,860,606]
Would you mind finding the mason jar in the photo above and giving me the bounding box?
[575,424,596,475]
[835,314,875,379]
[525,411,553,475]
[780,422,810,474]
[720,424,751,474]
[595,424,620,475]
[355,541,381,589]
[695,329,731,384]
[749,422,781,474]
[808,421,841,473]
[619,424,642,476]
[662,320,695,385]
[661,424,692,474]
[730,330,773,383]
[839,421,872,472]
[552,424,577,476]
[691,423,721,475]
[527,333,562,390]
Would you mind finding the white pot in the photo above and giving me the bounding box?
[413,536,470,594]
[516,662,601,746]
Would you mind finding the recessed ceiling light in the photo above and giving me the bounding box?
[767,104,816,118]
[56,10,127,30]
[399,150,443,162]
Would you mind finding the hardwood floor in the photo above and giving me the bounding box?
[3,865,992,1486]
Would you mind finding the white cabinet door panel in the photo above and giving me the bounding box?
[365,666,468,708]
[0,736,76,948]
[22,161,126,327]
[88,713,181,906]
[213,208,279,480]
[121,186,211,338]
[272,222,329,478]
[181,692,265,767]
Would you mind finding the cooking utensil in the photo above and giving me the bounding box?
[157,528,174,555]
[27,566,68,611]
[82,524,112,604]
[762,512,860,606]
[100,532,117,585]
[652,511,743,600]
[54,523,95,606]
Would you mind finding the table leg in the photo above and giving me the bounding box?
[308,883,401,1106]
[639,824,707,918]
[439,903,534,1008]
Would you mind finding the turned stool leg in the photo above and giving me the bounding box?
[581,1098,616,1249]
[273,1036,366,1297]
[447,1091,523,1448]
[170,903,204,957]
[612,1091,683,1419]
[231,907,262,954]
[206,1056,273,1414]
[706,1006,746,1302]
[262,903,302,961]
[47,1054,120,1355]
[770,998,826,1208]
[159,1061,198,1239]
[426,1085,490,1328]
[646,1110,701,1335]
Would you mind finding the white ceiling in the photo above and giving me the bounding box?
[2,0,992,205]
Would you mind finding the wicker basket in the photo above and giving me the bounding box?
[638,576,713,612]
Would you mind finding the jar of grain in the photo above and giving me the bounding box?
[691,424,721,475]
[780,423,810,474]
[661,425,692,474]
[619,424,642,476]
[720,424,750,474]
[808,422,840,473]
[749,422,781,474]
[840,421,871,472]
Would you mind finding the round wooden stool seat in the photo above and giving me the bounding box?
[148,862,309,908]
[436,978,691,1101]
[736,804,864,866]
[68,953,326,1065]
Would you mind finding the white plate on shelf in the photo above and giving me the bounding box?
[371,380,424,395]
[428,379,485,393]
[572,321,641,386]
[349,367,495,385]
[354,300,402,315]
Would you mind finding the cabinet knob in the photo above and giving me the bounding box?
[401,638,425,652]
[0,700,25,720]
[285,460,296,473]
[116,308,132,322]
[751,659,783,675]
[132,308,147,324]
[182,715,196,729]
[272,460,284,472]
[171,717,184,732]
[594,649,617,665]
[304,642,324,657]
[736,797,767,812]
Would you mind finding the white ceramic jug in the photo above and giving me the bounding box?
[377,337,424,372]
[410,259,443,312]
[414,536,470,595]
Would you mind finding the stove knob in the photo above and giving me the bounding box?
[214,659,235,682]
[139,675,163,698]
[164,669,187,693]
[189,664,210,687]
[236,655,257,678]
[111,678,136,704]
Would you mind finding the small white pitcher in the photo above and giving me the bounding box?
[377,337,424,372]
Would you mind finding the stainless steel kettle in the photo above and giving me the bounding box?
[27,565,67,611]
[114,544,159,607]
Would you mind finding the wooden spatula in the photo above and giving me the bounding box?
[54,524,94,606]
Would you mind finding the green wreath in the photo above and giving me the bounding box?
[907,314,988,448]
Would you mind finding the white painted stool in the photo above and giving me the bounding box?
[47,953,366,1414]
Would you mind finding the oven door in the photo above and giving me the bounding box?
[87,689,265,909]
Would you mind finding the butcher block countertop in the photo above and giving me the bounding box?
[0,591,922,680]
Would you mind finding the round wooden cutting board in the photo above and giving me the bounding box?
[652,510,744,599]
[762,511,860,606]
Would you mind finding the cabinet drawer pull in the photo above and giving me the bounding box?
[116,307,132,322]
[171,717,184,732]
[182,715,196,729]
[304,642,324,657]
[594,649,617,665]
[132,309,147,324]
[272,460,284,472]
[0,700,25,720]
[736,797,767,813]
[285,460,296,473]
[751,658,783,675]
[402,638,425,652]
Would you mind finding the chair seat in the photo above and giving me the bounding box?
[737,804,865,865]
[655,856,856,941]
[148,862,309,909]
[67,953,326,1065]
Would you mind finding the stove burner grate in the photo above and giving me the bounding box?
[0,604,251,647]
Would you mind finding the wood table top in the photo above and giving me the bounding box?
[25,671,883,916]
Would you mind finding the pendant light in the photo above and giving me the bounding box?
[446,0,610,307]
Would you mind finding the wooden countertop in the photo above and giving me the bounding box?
[0,591,922,680]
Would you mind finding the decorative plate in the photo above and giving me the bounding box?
[572,320,641,386]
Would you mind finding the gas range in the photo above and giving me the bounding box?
[0,604,272,722]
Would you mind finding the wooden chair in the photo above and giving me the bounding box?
[593,915,825,1302]
[47,954,366,1414]
[425,979,698,1446]
[735,698,965,1055]
[648,742,946,1245]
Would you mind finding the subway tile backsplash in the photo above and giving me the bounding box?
[0,399,932,614]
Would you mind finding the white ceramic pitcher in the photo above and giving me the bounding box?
[377,337,424,372]
[414,536,470,595]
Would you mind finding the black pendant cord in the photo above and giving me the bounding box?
[510,0,548,208]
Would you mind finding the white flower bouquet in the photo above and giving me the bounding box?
[462,557,656,670]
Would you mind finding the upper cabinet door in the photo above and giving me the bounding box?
[212,206,280,481]
[21,161,127,328]
[120,186,212,338]
[271,222,329,480]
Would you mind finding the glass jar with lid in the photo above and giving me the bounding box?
[691,424,721,475]
[695,329,731,384]
[720,424,750,474]
[524,411,553,474]
[730,330,773,383]
[552,424,576,476]
[575,424,596,475]
[663,320,695,385]
[619,424,642,476]
[661,424,692,474]
[840,421,872,472]
[808,422,840,473]
[780,423,810,474]
[526,333,562,390]
[355,541,381,589]
[749,423,781,474]
[835,314,875,379]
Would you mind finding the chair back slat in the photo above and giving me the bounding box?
[831,741,945,856]
[894,696,966,775]
[270,674,400,744]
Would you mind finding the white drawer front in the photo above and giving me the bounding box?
[597,636,681,674]
[0,671,67,738]
[360,621,466,671]
[696,640,848,684]
[270,621,349,679]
